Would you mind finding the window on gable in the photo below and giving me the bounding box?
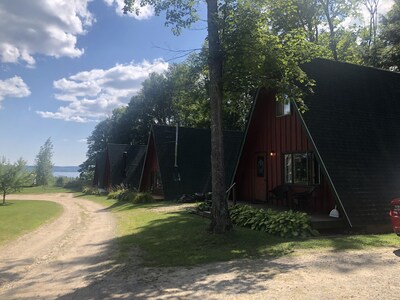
[283,152,320,185]
[293,153,308,184]
[276,95,291,117]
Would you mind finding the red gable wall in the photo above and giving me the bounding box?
[140,134,163,196]
[235,88,335,213]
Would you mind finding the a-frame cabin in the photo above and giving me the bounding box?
[233,59,400,232]
[140,125,243,200]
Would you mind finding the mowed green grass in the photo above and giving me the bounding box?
[16,186,73,194]
[0,200,63,246]
[83,195,400,267]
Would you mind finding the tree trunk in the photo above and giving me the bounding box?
[3,191,5,205]
[320,0,338,61]
[206,0,232,233]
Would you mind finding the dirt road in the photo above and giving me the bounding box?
[1,193,399,299]
[0,193,116,299]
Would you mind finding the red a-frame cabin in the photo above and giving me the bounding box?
[233,88,336,214]
[233,59,400,233]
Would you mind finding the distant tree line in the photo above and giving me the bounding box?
[80,0,400,179]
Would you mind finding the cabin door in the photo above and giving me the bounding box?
[254,153,267,201]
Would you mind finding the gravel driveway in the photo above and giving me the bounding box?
[1,193,399,299]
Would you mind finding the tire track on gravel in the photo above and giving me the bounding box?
[0,193,116,299]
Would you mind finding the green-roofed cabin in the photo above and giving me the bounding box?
[139,125,243,200]
[233,59,400,233]
[93,152,106,188]
[123,145,147,189]
[93,143,146,190]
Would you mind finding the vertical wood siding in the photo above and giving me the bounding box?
[235,88,335,213]
[140,135,163,195]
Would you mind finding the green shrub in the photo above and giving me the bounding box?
[196,200,212,212]
[82,186,101,195]
[118,190,137,202]
[65,179,88,191]
[131,192,154,204]
[107,187,154,204]
[55,176,66,187]
[106,185,127,199]
[229,205,318,238]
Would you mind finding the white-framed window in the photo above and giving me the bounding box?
[276,95,291,117]
[283,152,320,185]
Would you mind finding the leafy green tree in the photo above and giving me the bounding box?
[380,0,400,70]
[266,0,322,42]
[362,0,380,65]
[0,157,31,204]
[169,55,211,128]
[318,0,360,61]
[34,138,54,186]
[266,0,363,63]
[221,1,327,115]
[111,71,179,144]
[79,119,110,180]
[80,69,182,178]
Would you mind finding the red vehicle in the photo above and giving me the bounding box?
[390,198,400,236]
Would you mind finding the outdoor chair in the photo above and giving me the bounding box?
[269,184,290,206]
[292,186,318,211]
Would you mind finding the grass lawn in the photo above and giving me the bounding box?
[82,194,400,268]
[0,200,63,246]
[15,186,74,194]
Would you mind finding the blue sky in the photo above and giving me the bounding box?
[0,0,206,166]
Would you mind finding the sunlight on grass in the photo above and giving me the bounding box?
[16,186,73,194]
[83,195,400,267]
[0,200,63,245]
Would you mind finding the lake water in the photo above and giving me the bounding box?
[53,171,80,178]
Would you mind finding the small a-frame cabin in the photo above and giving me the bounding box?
[123,144,147,189]
[93,143,146,190]
[140,125,243,200]
[233,59,400,232]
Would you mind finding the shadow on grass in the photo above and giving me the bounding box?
[56,209,400,299]
[55,211,300,299]
[0,202,14,207]
[306,232,400,251]
[119,213,293,266]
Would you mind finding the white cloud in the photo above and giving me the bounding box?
[0,0,94,66]
[0,76,31,107]
[78,138,87,143]
[104,0,154,20]
[36,59,169,122]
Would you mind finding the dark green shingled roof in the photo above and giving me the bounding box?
[106,143,130,187]
[151,125,243,200]
[299,58,400,229]
[93,152,106,188]
[123,144,146,189]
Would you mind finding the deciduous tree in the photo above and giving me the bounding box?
[34,138,54,186]
[0,157,31,204]
[380,0,400,70]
